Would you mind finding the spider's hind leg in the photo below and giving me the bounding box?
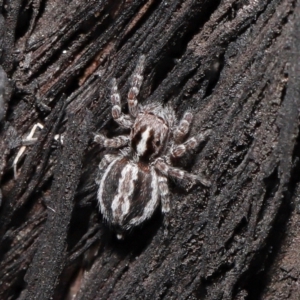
[155,158,211,191]
[158,175,170,235]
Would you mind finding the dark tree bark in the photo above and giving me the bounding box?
[0,0,300,299]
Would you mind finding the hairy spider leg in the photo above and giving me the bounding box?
[155,158,211,190]
[94,134,130,148]
[171,130,211,159]
[127,55,145,118]
[158,175,170,234]
[173,111,194,144]
[110,78,133,128]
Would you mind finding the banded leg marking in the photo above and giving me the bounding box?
[127,55,145,117]
[174,111,193,143]
[94,134,129,148]
[110,78,133,128]
[158,175,170,233]
[171,130,211,158]
[154,158,211,190]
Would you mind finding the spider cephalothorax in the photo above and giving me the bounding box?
[94,55,211,239]
[131,103,172,161]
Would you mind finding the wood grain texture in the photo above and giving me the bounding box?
[0,0,299,299]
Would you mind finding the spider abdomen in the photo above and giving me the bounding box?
[98,157,160,233]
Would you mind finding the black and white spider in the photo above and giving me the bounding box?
[94,55,211,239]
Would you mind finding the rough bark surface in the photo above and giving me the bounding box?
[0,0,300,299]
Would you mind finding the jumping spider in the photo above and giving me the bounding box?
[94,55,211,239]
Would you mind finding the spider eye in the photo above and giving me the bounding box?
[155,140,160,146]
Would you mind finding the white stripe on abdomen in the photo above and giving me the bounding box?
[111,163,138,224]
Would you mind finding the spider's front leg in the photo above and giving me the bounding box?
[127,55,145,118]
[154,158,211,191]
[110,78,133,128]
[94,134,129,148]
